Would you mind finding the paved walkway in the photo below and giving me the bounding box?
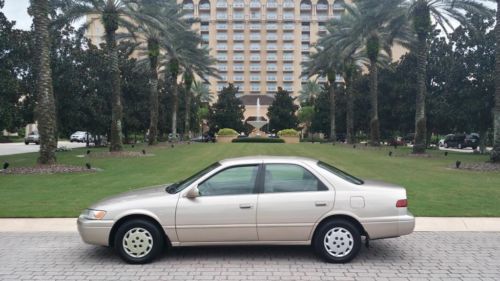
[0,232,499,280]
[0,141,87,156]
[1,217,500,232]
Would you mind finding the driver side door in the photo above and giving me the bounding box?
[176,164,261,243]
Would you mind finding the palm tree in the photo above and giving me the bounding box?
[192,80,213,104]
[325,1,410,146]
[303,47,340,143]
[493,1,500,162]
[299,81,322,105]
[394,0,492,153]
[62,0,180,151]
[160,31,217,138]
[31,0,57,164]
[122,3,186,145]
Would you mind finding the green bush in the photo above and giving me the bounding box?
[277,129,299,137]
[232,137,285,143]
[217,128,238,136]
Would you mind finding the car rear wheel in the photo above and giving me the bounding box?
[313,219,361,263]
[114,219,164,264]
[24,141,29,145]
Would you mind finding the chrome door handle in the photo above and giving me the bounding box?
[239,204,253,209]
[315,201,327,207]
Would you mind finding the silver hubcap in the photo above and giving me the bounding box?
[323,227,354,258]
[122,227,153,258]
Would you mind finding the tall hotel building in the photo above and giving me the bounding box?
[87,1,347,119]
[179,0,346,117]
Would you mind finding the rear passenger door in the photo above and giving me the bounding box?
[256,163,334,242]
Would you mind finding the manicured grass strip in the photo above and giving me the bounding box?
[0,143,498,217]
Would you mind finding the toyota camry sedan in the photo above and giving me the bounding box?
[78,156,414,264]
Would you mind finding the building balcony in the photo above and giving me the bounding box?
[250,56,261,61]
[267,65,277,71]
[333,3,345,11]
[216,24,227,30]
[233,2,245,9]
[200,14,211,21]
[233,45,244,51]
[233,34,244,41]
[283,76,294,81]
[233,24,245,30]
[283,14,294,20]
[283,56,294,61]
[234,76,244,81]
[302,25,310,31]
[251,87,261,92]
[267,2,278,9]
[182,14,194,20]
[183,4,194,10]
[216,14,228,20]
[250,24,261,30]
[234,55,245,61]
[318,25,327,32]
[266,34,277,41]
[283,44,294,50]
[233,14,245,20]
[250,2,261,9]
[283,2,294,8]
[216,45,228,51]
[267,55,277,61]
[283,34,294,41]
[283,65,294,71]
[233,66,244,71]
[267,14,278,20]
[267,45,277,51]
[266,24,277,30]
[217,56,227,61]
[250,66,261,71]
[216,35,228,40]
[216,2,227,8]
[283,24,295,30]
[317,14,328,21]
[301,36,310,42]
[250,46,261,51]
[250,76,260,81]
[217,65,227,71]
[199,4,210,10]
[250,34,261,40]
[300,4,312,10]
[200,25,209,31]
[317,4,328,10]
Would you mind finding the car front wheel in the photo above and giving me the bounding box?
[313,219,362,263]
[114,219,164,264]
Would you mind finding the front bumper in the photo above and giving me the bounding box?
[77,217,114,246]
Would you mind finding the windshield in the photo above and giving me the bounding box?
[317,161,364,185]
[166,162,221,193]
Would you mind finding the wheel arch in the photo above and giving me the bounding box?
[108,214,171,248]
[311,214,368,243]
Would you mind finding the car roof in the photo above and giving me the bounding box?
[219,156,318,166]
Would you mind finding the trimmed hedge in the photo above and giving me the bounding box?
[277,128,299,137]
[217,128,238,136]
[232,137,285,143]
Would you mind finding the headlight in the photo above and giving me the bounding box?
[79,209,107,220]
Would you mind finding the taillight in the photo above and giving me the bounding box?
[396,199,408,208]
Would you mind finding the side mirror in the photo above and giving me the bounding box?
[185,187,200,199]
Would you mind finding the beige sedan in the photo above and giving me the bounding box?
[78,156,414,264]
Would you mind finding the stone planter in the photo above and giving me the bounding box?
[216,135,237,143]
[280,136,300,144]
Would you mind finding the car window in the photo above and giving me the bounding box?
[317,161,364,185]
[263,164,327,193]
[198,165,259,196]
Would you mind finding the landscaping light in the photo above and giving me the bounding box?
[456,160,461,169]
[85,163,91,169]
[171,144,174,148]
[389,151,393,157]
[3,162,9,170]
[353,145,356,149]
[142,149,146,155]
[131,144,135,148]
[86,150,91,155]
[444,151,448,156]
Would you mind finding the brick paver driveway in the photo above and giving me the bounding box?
[0,232,499,281]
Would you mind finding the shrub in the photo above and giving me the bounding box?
[232,137,285,143]
[217,128,238,136]
[277,129,299,137]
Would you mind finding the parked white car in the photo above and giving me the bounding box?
[70,131,91,143]
[78,156,415,264]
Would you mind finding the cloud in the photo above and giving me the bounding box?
[3,0,31,30]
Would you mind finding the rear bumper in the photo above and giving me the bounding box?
[77,217,114,246]
[361,213,415,240]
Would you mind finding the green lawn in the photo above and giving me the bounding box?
[1,143,499,217]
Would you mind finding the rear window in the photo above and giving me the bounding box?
[317,161,364,185]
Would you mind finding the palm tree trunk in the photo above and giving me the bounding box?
[369,59,380,146]
[413,37,428,154]
[184,91,191,139]
[106,29,123,151]
[346,82,354,144]
[32,0,57,164]
[171,80,178,137]
[491,2,500,162]
[148,61,159,145]
[329,82,336,143]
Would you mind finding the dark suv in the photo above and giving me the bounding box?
[443,133,479,149]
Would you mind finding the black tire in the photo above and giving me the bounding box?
[313,219,362,263]
[35,141,39,145]
[25,141,29,145]
[114,219,164,264]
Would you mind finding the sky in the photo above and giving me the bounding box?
[1,0,497,31]
[3,0,31,30]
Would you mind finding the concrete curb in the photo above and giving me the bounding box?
[1,217,500,232]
